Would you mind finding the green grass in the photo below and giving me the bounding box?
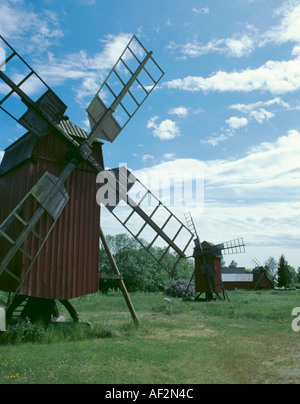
[1,290,300,384]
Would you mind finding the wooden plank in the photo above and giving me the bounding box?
[100,227,139,325]
[4,268,21,282]
[0,230,15,245]
[130,203,186,258]
[99,274,123,280]
[13,212,27,226]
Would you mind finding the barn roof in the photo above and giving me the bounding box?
[222,267,247,274]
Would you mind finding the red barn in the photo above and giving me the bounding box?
[222,267,274,291]
[0,120,103,315]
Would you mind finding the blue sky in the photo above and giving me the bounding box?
[0,0,300,268]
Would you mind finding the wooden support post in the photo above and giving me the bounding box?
[99,227,139,325]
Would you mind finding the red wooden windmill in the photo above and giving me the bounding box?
[0,35,194,325]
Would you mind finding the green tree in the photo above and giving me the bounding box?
[99,234,194,293]
[277,255,292,288]
[288,265,297,286]
[297,267,300,285]
[264,257,278,281]
[229,260,238,268]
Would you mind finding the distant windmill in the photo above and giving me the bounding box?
[251,258,262,269]
[183,211,246,301]
[250,258,273,291]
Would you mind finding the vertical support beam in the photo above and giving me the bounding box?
[99,227,139,325]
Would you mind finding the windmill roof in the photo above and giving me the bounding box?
[2,119,100,153]
[59,119,88,139]
[0,119,102,176]
[58,119,102,143]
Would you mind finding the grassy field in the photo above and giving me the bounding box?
[1,289,300,384]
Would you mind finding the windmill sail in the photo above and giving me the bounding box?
[97,167,194,276]
[0,172,69,308]
[0,37,68,137]
[251,258,261,268]
[86,35,164,145]
[211,238,245,256]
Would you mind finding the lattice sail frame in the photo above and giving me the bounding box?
[251,258,261,268]
[97,167,194,276]
[0,35,83,154]
[87,35,164,143]
[212,238,246,256]
[0,36,59,123]
[184,211,197,238]
[0,172,69,308]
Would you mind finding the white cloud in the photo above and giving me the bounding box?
[131,130,300,265]
[169,2,300,60]
[163,153,176,160]
[168,106,189,118]
[147,117,181,141]
[142,154,154,162]
[292,46,300,57]
[262,3,300,46]
[165,56,300,95]
[200,132,234,147]
[138,129,300,202]
[226,117,249,130]
[229,97,290,113]
[0,0,64,53]
[36,33,133,103]
[213,130,300,191]
[192,7,209,15]
[229,97,291,125]
[249,109,275,124]
[201,117,249,147]
[179,34,255,58]
[225,35,255,57]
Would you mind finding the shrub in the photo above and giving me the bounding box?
[164,279,195,298]
[0,318,47,344]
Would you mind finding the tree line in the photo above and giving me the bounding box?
[99,233,194,293]
[227,255,300,289]
[276,255,300,288]
[99,234,299,292]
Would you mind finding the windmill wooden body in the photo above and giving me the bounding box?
[0,122,103,302]
[184,212,246,301]
[194,241,223,300]
[0,35,194,324]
